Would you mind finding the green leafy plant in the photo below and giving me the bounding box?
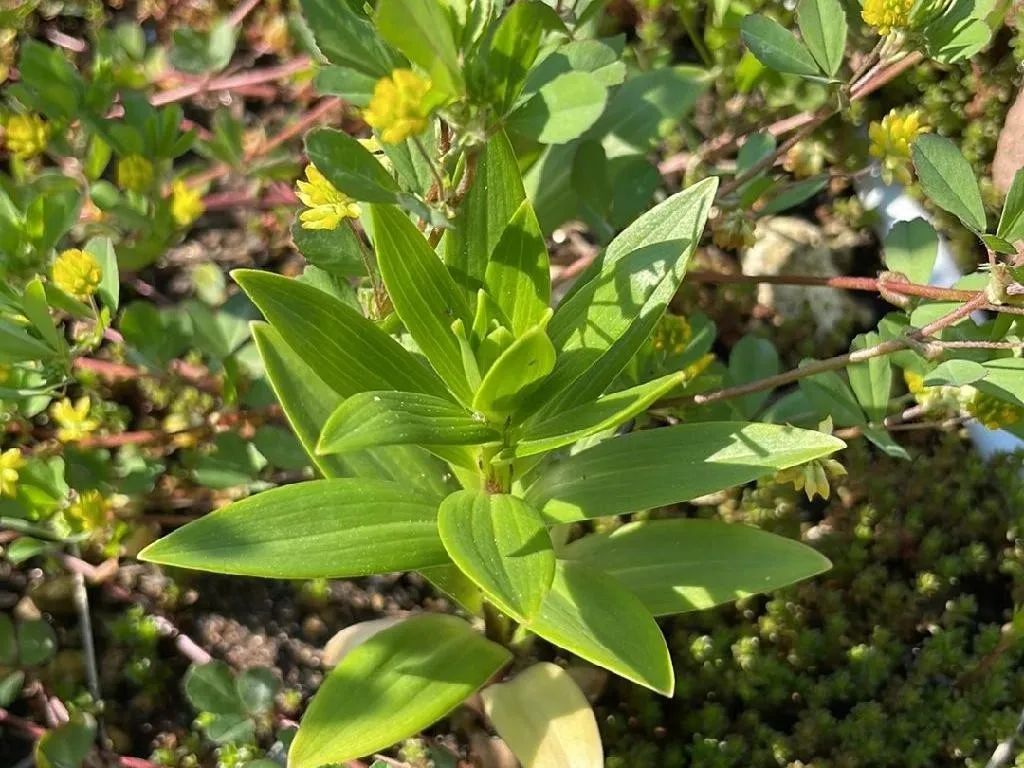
[141,178,842,763]
[3,0,1024,765]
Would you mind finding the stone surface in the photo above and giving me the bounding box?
[742,216,870,337]
[993,88,1024,194]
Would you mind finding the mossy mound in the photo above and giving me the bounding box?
[601,435,1024,768]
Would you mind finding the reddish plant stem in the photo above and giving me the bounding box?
[717,116,827,198]
[74,357,221,393]
[69,404,283,450]
[227,0,262,27]
[150,56,311,107]
[202,185,299,211]
[661,293,988,409]
[686,270,981,302]
[661,51,924,173]
[185,96,342,189]
[44,28,88,53]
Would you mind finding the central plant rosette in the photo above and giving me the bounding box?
[142,130,843,768]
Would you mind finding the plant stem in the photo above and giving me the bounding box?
[347,219,389,317]
[718,115,831,198]
[150,57,311,107]
[413,135,447,201]
[184,96,342,189]
[663,52,923,172]
[685,270,980,302]
[659,294,988,409]
[69,543,104,746]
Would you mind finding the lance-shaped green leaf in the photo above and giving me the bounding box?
[727,335,780,418]
[298,0,392,76]
[484,0,565,113]
[375,0,463,96]
[564,519,832,616]
[528,560,673,695]
[922,0,993,64]
[976,358,1024,407]
[0,318,54,363]
[372,204,474,403]
[484,199,550,336]
[506,71,608,145]
[235,270,449,399]
[848,333,891,423]
[912,135,986,232]
[998,168,1024,243]
[319,391,499,455]
[21,279,61,352]
[290,615,510,768]
[474,320,556,420]
[884,218,939,285]
[444,131,525,302]
[530,178,717,417]
[252,323,454,499]
[525,422,845,522]
[798,367,867,427]
[438,490,555,622]
[252,322,350,479]
[482,662,603,768]
[139,479,449,578]
[86,236,119,312]
[740,15,822,77]
[796,0,846,77]
[924,358,987,387]
[504,372,683,459]
[305,128,399,203]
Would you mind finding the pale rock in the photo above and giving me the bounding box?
[742,216,869,337]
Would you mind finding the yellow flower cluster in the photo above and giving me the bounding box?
[65,489,112,533]
[783,140,826,179]
[4,114,48,160]
[861,0,917,34]
[650,316,715,380]
[869,109,929,185]
[363,69,433,145]
[966,390,1024,430]
[295,164,361,231]
[0,448,25,498]
[117,154,155,193]
[171,180,205,228]
[50,397,101,442]
[52,249,102,300]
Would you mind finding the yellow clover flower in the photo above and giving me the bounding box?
[52,249,103,300]
[869,108,929,185]
[65,489,112,534]
[0,448,26,498]
[861,0,917,34]
[117,154,155,193]
[295,164,361,231]
[966,390,1024,430]
[171,180,205,228]
[362,69,433,145]
[51,397,101,442]
[5,114,48,160]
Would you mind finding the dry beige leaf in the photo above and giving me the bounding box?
[321,616,405,667]
[481,662,602,768]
